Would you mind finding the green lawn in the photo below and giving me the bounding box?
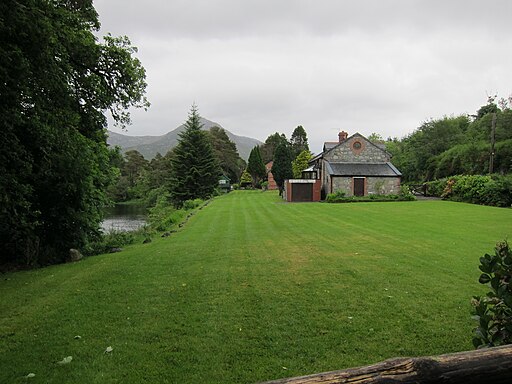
[1,191,511,383]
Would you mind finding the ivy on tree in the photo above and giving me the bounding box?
[169,105,221,207]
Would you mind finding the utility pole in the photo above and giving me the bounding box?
[489,112,497,174]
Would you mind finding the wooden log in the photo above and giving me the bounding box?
[259,345,512,384]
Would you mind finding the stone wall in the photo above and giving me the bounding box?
[325,135,390,163]
[331,176,400,196]
[366,177,401,195]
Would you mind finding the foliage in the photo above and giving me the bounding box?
[325,190,346,202]
[168,105,221,207]
[83,229,135,256]
[427,175,512,207]
[325,190,415,203]
[472,241,512,348]
[368,132,385,143]
[239,169,252,188]
[148,192,203,232]
[260,132,289,163]
[271,143,294,195]
[247,146,266,186]
[290,125,309,157]
[398,185,416,200]
[207,126,245,183]
[0,0,148,266]
[292,150,312,178]
[386,98,512,183]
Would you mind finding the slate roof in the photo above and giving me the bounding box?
[326,162,402,177]
[323,142,339,151]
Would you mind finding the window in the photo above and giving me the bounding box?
[353,141,362,150]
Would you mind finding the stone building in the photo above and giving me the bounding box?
[311,131,402,197]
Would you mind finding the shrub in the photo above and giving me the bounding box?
[472,240,512,348]
[325,190,346,202]
[398,185,416,201]
[426,175,512,207]
[183,198,203,210]
[83,230,135,256]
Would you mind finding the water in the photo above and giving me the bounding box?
[101,204,147,233]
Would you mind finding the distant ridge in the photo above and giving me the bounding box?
[107,118,262,161]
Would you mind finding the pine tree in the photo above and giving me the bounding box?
[290,125,309,157]
[169,105,220,206]
[272,143,294,195]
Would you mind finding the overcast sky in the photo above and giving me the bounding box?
[94,0,512,154]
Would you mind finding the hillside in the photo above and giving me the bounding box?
[107,118,261,161]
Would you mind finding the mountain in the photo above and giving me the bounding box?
[107,118,262,161]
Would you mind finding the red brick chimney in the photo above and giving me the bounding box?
[338,131,348,142]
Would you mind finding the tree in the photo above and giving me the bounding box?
[239,169,252,188]
[292,150,312,178]
[368,132,385,144]
[290,125,309,157]
[0,0,149,266]
[272,143,294,195]
[207,126,245,183]
[260,132,289,163]
[247,146,266,187]
[123,150,149,187]
[169,105,221,207]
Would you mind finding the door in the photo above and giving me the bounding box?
[353,177,365,197]
[292,183,313,202]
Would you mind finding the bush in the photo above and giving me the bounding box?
[398,185,416,201]
[325,189,415,203]
[472,240,512,348]
[426,175,512,207]
[325,190,346,202]
[83,230,135,256]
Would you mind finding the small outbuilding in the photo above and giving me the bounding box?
[218,175,231,193]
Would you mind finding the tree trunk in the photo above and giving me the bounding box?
[259,345,512,384]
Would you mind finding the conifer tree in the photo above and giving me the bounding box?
[290,125,309,157]
[169,105,220,206]
[247,146,266,187]
[272,143,294,195]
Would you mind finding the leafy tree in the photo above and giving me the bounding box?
[290,125,309,157]
[0,0,148,266]
[207,126,245,183]
[123,150,148,187]
[247,146,266,187]
[368,132,385,143]
[272,143,294,195]
[292,150,312,178]
[260,132,288,163]
[169,105,221,207]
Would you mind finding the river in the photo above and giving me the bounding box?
[101,204,148,233]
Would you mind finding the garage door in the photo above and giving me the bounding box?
[291,183,313,202]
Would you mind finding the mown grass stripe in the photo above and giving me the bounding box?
[1,191,511,383]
